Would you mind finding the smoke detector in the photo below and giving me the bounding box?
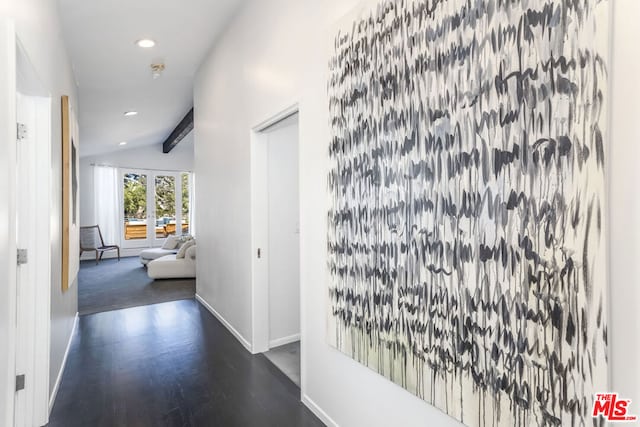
[151,63,165,79]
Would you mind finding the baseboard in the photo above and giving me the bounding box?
[195,294,253,353]
[302,394,339,427]
[49,312,78,413]
[269,333,300,349]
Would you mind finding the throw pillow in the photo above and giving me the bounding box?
[161,235,180,250]
[185,245,196,260]
[176,239,196,259]
[176,235,193,247]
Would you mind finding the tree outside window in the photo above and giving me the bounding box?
[123,173,146,220]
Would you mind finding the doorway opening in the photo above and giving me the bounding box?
[77,167,195,315]
[251,107,301,387]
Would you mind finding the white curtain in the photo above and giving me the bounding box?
[94,165,120,244]
[189,172,196,237]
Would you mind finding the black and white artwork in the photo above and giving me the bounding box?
[327,1,609,426]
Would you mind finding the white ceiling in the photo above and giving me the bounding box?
[58,0,244,157]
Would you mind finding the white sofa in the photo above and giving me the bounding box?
[139,235,193,265]
[147,244,196,279]
[139,247,178,265]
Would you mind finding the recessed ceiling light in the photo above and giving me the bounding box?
[124,111,138,117]
[135,39,156,48]
[119,141,128,146]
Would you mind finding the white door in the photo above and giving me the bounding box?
[4,25,52,427]
[121,169,191,248]
[266,114,300,346]
[151,171,181,247]
[15,92,36,427]
[14,92,51,426]
[121,169,152,248]
[0,19,17,427]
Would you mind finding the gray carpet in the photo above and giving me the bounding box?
[264,341,301,387]
[78,256,195,315]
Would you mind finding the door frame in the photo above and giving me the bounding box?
[120,168,189,249]
[250,103,299,355]
[120,168,154,248]
[0,19,18,427]
[15,36,52,427]
[15,90,52,427]
[1,20,53,427]
[152,171,183,247]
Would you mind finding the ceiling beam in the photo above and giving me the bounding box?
[163,108,194,153]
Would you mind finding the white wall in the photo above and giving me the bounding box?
[79,133,194,228]
[609,0,640,405]
[265,114,300,345]
[194,1,639,426]
[195,1,457,425]
[0,0,79,420]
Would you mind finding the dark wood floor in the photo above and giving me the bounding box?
[47,299,324,427]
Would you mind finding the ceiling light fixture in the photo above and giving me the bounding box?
[136,39,156,48]
[151,62,166,79]
[124,111,138,117]
[119,141,128,146]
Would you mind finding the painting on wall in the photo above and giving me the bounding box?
[62,95,80,292]
[327,1,610,426]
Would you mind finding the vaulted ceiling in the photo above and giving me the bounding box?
[58,0,244,157]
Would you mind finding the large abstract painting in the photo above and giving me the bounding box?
[327,1,609,426]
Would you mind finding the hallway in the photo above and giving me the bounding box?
[47,300,322,427]
[2,1,640,426]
